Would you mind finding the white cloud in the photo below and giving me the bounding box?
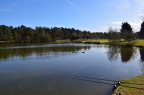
[110,22,122,25]
[111,21,140,26]
[129,22,140,26]
[55,25,65,28]
[0,9,13,12]
[110,21,141,31]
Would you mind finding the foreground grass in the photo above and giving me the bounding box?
[113,74,144,95]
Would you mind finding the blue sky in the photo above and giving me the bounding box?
[0,0,144,32]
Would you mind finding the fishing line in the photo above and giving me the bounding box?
[61,75,144,91]
[62,74,144,85]
[62,74,118,82]
[61,76,115,85]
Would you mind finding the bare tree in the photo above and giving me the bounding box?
[108,27,120,43]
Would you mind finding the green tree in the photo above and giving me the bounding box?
[0,25,12,41]
[21,25,28,42]
[12,28,18,42]
[17,26,23,42]
[34,32,40,42]
[121,22,133,40]
[0,25,2,40]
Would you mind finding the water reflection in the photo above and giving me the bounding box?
[107,45,120,62]
[107,45,136,63]
[120,47,136,63]
[0,43,142,95]
[0,45,90,62]
[139,48,144,74]
[139,48,144,62]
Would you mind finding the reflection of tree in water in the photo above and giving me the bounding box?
[0,46,91,61]
[107,46,136,63]
[120,47,135,63]
[107,45,120,62]
[139,48,144,62]
[140,62,144,74]
[139,48,144,74]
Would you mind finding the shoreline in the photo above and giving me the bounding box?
[113,74,144,95]
[0,39,144,47]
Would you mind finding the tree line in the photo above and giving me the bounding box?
[0,21,144,42]
[0,25,110,42]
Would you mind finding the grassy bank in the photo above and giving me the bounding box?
[71,39,110,44]
[55,39,110,44]
[2,39,143,47]
[55,39,70,43]
[55,39,144,47]
[133,40,144,47]
[113,74,144,95]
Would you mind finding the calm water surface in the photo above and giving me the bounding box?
[0,43,144,95]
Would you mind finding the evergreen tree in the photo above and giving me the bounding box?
[139,21,144,39]
[120,22,133,40]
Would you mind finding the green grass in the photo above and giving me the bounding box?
[73,39,110,44]
[106,39,144,47]
[55,39,70,43]
[113,74,144,95]
[55,39,144,47]
[133,40,144,47]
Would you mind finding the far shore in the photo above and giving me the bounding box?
[56,39,144,47]
[0,39,144,47]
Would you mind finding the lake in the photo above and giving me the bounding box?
[0,43,143,95]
